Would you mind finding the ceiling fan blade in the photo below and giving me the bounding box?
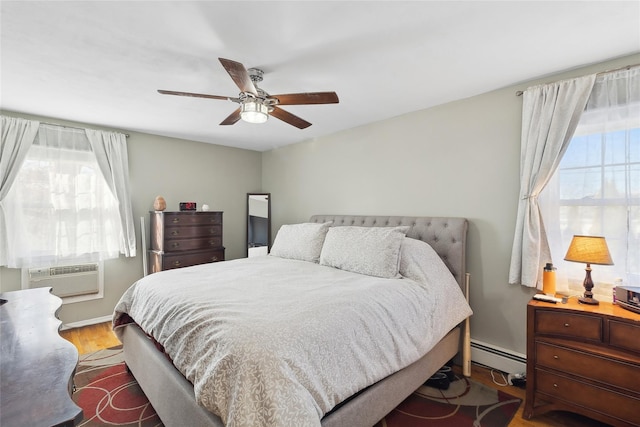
[271,92,339,105]
[220,108,241,126]
[218,58,257,95]
[158,89,233,101]
[270,106,312,129]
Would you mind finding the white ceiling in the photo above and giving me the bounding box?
[2,1,639,152]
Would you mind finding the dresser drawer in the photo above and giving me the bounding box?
[162,212,222,226]
[161,236,223,252]
[535,311,602,341]
[160,249,225,270]
[536,369,640,425]
[609,320,640,354]
[536,342,640,393]
[163,224,222,240]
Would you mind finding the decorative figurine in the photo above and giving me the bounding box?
[153,196,166,211]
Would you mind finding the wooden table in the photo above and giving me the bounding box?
[1,287,83,427]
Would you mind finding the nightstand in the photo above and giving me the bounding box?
[524,297,640,427]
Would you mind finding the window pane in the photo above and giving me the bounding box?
[559,167,601,200]
[632,162,640,197]
[603,164,626,199]
[4,140,121,267]
[561,134,602,168]
[603,130,626,165]
[631,128,640,163]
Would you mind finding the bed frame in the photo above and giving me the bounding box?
[119,215,470,427]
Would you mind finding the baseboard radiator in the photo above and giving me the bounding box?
[470,339,527,375]
[23,262,101,298]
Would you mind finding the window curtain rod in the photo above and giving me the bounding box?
[515,63,639,96]
[41,121,130,138]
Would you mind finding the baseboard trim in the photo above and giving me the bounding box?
[471,339,527,375]
[61,314,113,331]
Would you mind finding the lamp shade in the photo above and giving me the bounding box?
[564,235,614,265]
[240,101,269,124]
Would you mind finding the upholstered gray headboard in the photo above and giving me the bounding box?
[309,215,468,288]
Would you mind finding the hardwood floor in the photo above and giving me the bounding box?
[60,321,121,355]
[61,322,612,427]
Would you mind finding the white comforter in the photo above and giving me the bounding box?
[114,255,471,427]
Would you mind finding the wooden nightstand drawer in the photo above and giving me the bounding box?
[610,320,640,354]
[536,342,640,393]
[535,311,602,341]
[536,369,640,426]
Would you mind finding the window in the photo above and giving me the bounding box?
[540,68,639,301]
[2,124,122,268]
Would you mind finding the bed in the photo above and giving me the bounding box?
[113,215,472,427]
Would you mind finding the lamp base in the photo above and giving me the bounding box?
[578,264,599,305]
[579,296,599,305]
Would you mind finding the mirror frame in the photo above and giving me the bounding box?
[246,193,271,257]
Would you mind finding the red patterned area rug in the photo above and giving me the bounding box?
[73,346,162,426]
[375,376,522,427]
[74,347,520,427]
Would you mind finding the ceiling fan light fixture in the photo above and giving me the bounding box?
[240,100,269,124]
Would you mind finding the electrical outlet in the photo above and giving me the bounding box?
[507,372,526,385]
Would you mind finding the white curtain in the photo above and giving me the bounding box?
[1,122,136,268]
[86,129,136,257]
[509,74,596,288]
[0,116,40,266]
[539,66,640,297]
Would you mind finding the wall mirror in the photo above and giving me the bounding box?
[247,193,271,257]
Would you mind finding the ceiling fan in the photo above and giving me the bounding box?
[158,58,339,129]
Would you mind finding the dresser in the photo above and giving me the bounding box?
[524,297,640,427]
[149,211,225,273]
[0,287,83,427]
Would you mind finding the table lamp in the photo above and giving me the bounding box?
[564,235,614,305]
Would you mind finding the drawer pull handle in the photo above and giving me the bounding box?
[171,230,179,236]
[173,261,181,266]
[211,256,218,262]
[171,242,180,248]
[564,323,570,327]
[172,218,180,223]
[553,355,559,359]
[553,383,558,388]
[209,241,216,246]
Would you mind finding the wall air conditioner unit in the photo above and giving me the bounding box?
[23,262,102,300]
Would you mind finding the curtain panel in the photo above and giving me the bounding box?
[509,74,596,288]
[86,129,136,257]
[0,116,40,266]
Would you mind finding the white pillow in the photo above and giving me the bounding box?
[319,226,409,278]
[269,222,332,263]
